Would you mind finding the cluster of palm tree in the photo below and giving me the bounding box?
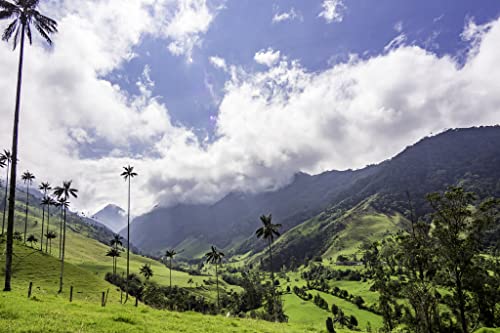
[106,234,123,274]
[1,0,58,292]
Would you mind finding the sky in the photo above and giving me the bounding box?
[0,0,499,216]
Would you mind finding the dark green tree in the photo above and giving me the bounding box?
[140,263,153,280]
[21,170,35,243]
[26,234,37,248]
[205,245,224,311]
[120,165,137,303]
[106,247,120,274]
[1,0,58,292]
[45,230,56,254]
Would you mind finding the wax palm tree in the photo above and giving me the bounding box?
[205,246,224,310]
[38,182,51,251]
[53,181,77,293]
[256,214,282,282]
[27,234,37,248]
[21,170,35,243]
[110,234,123,250]
[45,230,56,254]
[1,0,58,292]
[0,150,12,235]
[106,247,120,274]
[140,264,153,280]
[120,165,137,303]
[164,249,177,289]
[42,196,55,253]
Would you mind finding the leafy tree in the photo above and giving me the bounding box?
[38,182,51,251]
[45,230,56,254]
[0,150,12,235]
[164,249,177,289]
[121,165,137,303]
[326,317,335,333]
[106,247,120,274]
[1,0,58,292]
[21,170,35,243]
[26,234,37,248]
[53,181,78,293]
[205,245,224,311]
[140,263,153,280]
[349,315,358,327]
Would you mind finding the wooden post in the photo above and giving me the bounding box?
[69,286,73,302]
[101,292,106,307]
[105,289,109,306]
[135,296,138,307]
[27,282,33,298]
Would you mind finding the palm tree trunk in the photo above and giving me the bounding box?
[58,207,67,293]
[215,263,220,311]
[45,204,50,253]
[40,204,45,251]
[269,238,277,322]
[4,24,26,292]
[24,183,29,243]
[1,161,9,235]
[59,208,63,259]
[169,258,172,289]
[125,177,131,303]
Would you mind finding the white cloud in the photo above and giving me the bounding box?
[1,4,500,221]
[319,0,346,24]
[209,56,227,71]
[272,7,302,23]
[394,21,403,33]
[254,48,281,67]
[384,33,408,52]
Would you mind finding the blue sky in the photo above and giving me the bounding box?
[0,0,499,214]
[107,0,500,142]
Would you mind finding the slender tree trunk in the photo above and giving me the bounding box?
[269,238,277,321]
[4,24,26,292]
[58,207,67,293]
[23,182,29,243]
[45,204,50,253]
[40,204,45,251]
[59,208,63,259]
[2,161,9,235]
[169,258,172,289]
[215,263,220,311]
[125,177,131,303]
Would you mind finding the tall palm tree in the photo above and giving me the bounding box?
[38,182,51,251]
[140,263,153,280]
[205,246,224,310]
[164,249,177,289]
[26,234,37,248]
[53,181,78,293]
[0,150,12,235]
[120,165,137,303]
[106,247,120,274]
[21,170,35,243]
[1,0,58,292]
[110,234,123,250]
[42,196,55,253]
[256,214,282,282]
[45,230,56,254]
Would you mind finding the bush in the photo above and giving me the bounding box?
[326,317,335,333]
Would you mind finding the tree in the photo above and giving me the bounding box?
[121,165,137,303]
[427,187,493,333]
[38,182,51,251]
[164,249,177,289]
[326,317,336,333]
[53,181,78,293]
[21,170,35,243]
[140,264,153,280]
[41,196,56,253]
[45,230,56,254]
[106,248,120,274]
[205,245,224,311]
[256,214,282,320]
[1,0,58,292]
[0,150,12,235]
[27,234,37,248]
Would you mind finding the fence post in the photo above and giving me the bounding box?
[69,286,73,302]
[105,289,109,306]
[27,282,33,298]
[135,296,138,307]
[101,292,106,307]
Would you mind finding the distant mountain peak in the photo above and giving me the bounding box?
[93,204,127,233]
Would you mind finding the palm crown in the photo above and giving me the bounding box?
[121,165,138,181]
[39,181,51,193]
[205,246,224,264]
[110,234,123,248]
[41,195,55,207]
[165,249,177,259]
[53,180,78,200]
[0,149,12,163]
[21,170,34,184]
[256,214,282,243]
[0,0,58,49]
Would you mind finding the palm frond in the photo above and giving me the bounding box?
[2,18,17,41]
[0,0,17,11]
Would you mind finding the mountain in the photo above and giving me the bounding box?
[128,126,500,259]
[93,204,127,233]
